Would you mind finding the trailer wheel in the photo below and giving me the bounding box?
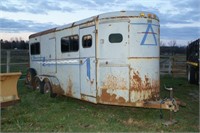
[34,77,41,90]
[42,81,57,98]
[26,68,36,88]
[39,81,45,94]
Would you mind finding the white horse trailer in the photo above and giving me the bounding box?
[27,11,180,111]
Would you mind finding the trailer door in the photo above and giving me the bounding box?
[97,21,130,105]
[41,36,57,74]
[79,26,96,102]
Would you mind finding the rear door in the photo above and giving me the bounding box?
[79,26,96,102]
[97,21,130,105]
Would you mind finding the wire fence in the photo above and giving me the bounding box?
[1,50,29,79]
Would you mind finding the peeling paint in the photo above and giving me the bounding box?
[102,75,127,90]
[66,78,73,96]
[130,69,160,102]
[100,89,126,104]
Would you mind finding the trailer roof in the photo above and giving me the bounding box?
[29,11,159,39]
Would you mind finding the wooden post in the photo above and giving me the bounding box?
[6,50,11,73]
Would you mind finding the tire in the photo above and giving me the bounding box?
[39,81,45,94]
[42,80,57,98]
[34,77,40,90]
[26,68,37,87]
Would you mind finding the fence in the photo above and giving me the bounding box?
[1,50,29,78]
[160,55,186,77]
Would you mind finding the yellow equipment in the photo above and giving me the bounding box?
[0,72,21,108]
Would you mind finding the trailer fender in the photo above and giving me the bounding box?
[36,75,64,96]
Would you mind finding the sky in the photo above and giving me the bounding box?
[0,0,200,46]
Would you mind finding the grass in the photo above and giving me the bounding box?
[1,75,199,132]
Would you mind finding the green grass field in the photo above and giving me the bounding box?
[1,75,199,132]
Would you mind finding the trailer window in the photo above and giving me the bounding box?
[30,42,40,55]
[109,33,123,43]
[82,35,92,48]
[61,35,79,52]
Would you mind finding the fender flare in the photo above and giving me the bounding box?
[36,75,64,95]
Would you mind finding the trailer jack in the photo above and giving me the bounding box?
[161,85,185,126]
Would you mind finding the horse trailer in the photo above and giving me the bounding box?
[26,11,180,112]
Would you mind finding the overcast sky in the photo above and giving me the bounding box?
[0,0,199,45]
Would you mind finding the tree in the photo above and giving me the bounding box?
[0,38,29,49]
[160,41,166,46]
[168,40,177,55]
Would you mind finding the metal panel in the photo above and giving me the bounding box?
[129,18,160,57]
[80,26,96,100]
[56,60,81,99]
[41,34,56,74]
[80,26,96,58]
[98,21,129,59]
[97,21,129,105]
[55,26,81,99]
[128,17,160,102]
[129,58,160,102]
[97,59,129,105]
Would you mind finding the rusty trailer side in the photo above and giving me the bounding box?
[27,11,180,112]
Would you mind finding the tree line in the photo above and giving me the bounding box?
[1,39,29,49]
[160,40,187,55]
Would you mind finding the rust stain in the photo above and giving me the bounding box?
[130,69,160,101]
[102,75,127,90]
[52,85,64,95]
[132,71,142,91]
[100,16,159,22]
[66,78,73,96]
[79,21,95,28]
[101,89,126,104]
